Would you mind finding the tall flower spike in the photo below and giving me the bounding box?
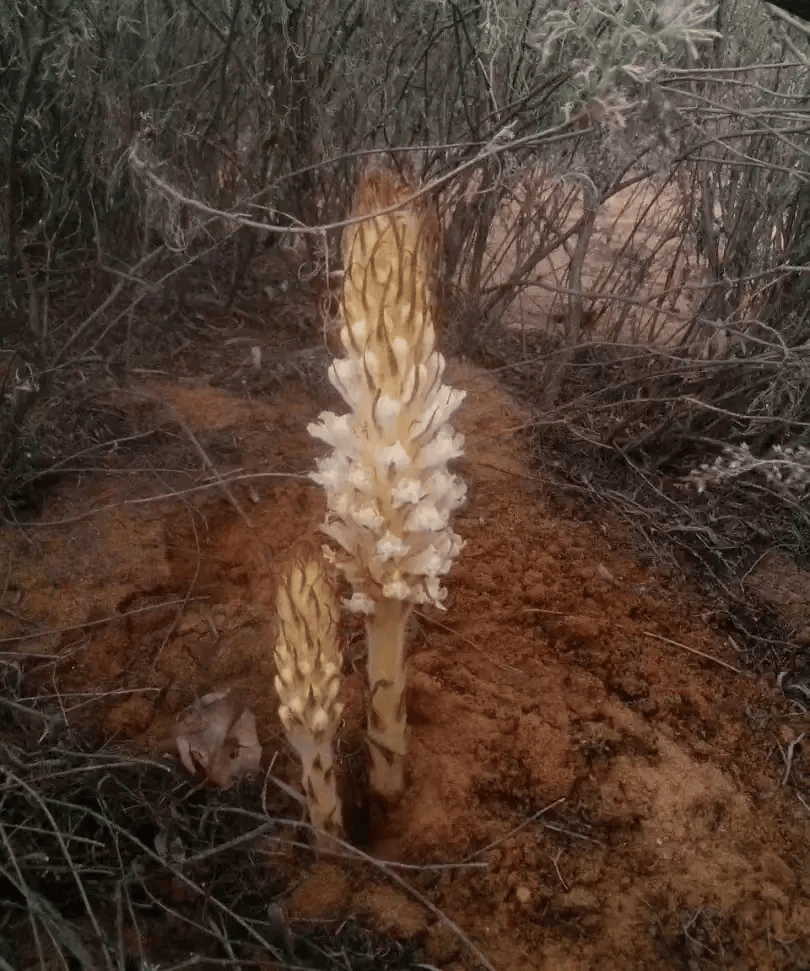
[308,165,466,799]
[274,544,344,839]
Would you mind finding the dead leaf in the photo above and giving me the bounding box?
[169,687,262,788]
[596,563,618,586]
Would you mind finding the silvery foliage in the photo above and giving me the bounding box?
[690,443,810,500]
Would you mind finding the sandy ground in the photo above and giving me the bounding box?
[1,356,808,970]
[480,172,707,347]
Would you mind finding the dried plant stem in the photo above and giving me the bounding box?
[641,630,743,675]
[366,598,411,799]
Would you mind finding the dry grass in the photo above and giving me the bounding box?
[0,661,429,971]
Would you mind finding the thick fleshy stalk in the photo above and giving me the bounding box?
[308,166,465,799]
[365,597,410,797]
[273,547,343,838]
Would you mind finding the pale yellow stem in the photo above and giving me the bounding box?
[299,744,341,838]
[365,597,411,799]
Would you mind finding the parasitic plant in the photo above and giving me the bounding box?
[274,545,344,838]
[308,166,466,799]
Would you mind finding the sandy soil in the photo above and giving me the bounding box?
[484,174,705,345]
[1,357,808,971]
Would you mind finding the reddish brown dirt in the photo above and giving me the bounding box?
[1,362,808,970]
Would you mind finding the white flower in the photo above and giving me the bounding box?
[407,545,447,577]
[403,503,447,533]
[424,575,446,604]
[419,427,465,468]
[345,591,376,614]
[353,503,385,532]
[391,478,426,507]
[349,464,375,491]
[311,454,348,492]
[375,531,411,560]
[382,577,412,600]
[308,413,356,453]
[425,469,467,511]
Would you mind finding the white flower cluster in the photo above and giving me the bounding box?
[308,333,467,611]
[689,442,810,500]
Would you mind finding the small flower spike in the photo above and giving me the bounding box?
[274,544,344,837]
